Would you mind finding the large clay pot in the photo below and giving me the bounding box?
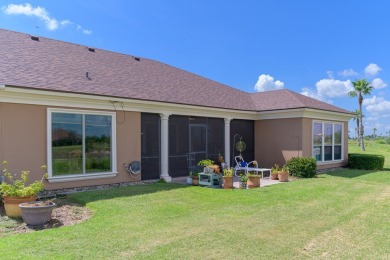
[2,196,37,217]
[222,176,233,189]
[271,173,279,180]
[247,176,261,188]
[192,177,199,186]
[19,201,56,226]
[278,171,289,182]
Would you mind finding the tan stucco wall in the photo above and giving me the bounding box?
[254,118,349,169]
[254,118,304,167]
[0,103,141,190]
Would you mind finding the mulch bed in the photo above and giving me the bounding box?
[0,197,92,237]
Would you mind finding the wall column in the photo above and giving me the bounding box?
[160,113,171,182]
[224,118,231,167]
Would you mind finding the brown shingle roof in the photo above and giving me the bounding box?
[0,29,351,115]
[251,89,352,114]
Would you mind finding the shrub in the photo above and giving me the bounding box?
[286,157,317,178]
[376,139,386,144]
[348,154,384,170]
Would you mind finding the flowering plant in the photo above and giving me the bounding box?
[0,161,48,197]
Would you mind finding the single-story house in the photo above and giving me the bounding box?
[0,29,353,190]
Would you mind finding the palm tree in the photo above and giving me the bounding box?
[352,109,360,146]
[373,128,377,140]
[348,79,373,151]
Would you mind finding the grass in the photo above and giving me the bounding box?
[349,139,390,168]
[1,170,390,259]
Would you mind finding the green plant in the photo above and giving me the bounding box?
[191,172,199,177]
[271,164,280,174]
[157,177,167,183]
[280,164,288,173]
[239,175,248,183]
[0,161,48,197]
[286,157,316,178]
[197,159,214,167]
[348,153,384,170]
[222,168,233,177]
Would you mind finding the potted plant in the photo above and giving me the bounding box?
[197,159,214,174]
[278,164,289,182]
[216,151,224,163]
[0,161,48,217]
[19,200,56,226]
[191,172,199,186]
[247,172,261,188]
[239,174,248,189]
[222,168,234,189]
[271,164,280,180]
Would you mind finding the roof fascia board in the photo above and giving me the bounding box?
[258,108,353,121]
[0,86,258,120]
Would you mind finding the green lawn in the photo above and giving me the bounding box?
[1,170,390,259]
[349,139,390,168]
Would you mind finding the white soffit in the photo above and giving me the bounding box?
[0,86,353,122]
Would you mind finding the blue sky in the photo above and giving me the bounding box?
[1,1,389,136]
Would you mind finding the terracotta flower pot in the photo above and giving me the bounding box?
[19,201,56,226]
[271,173,279,180]
[247,176,261,188]
[192,177,199,186]
[278,171,289,182]
[2,196,37,217]
[222,176,233,189]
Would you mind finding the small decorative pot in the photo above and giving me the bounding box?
[278,171,289,182]
[240,182,247,189]
[2,196,37,217]
[222,176,233,189]
[192,177,199,186]
[19,201,56,226]
[247,176,261,188]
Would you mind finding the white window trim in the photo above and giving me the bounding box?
[312,121,343,163]
[47,108,117,182]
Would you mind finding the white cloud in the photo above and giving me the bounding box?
[371,78,387,89]
[338,69,358,77]
[60,20,72,26]
[326,70,334,79]
[301,79,352,103]
[366,98,390,114]
[363,96,384,106]
[3,3,58,30]
[254,74,284,92]
[316,79,353,98]
[364,63,381,76]
[82,29,92,35]
[2,3,92,34]
[301,87,323,101]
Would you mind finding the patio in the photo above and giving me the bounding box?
[171,176,281,188]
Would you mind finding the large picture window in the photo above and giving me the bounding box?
[48,109,116,179]
[312,122,343,162]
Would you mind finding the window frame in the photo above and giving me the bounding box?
[312,121,343,163]
[47,108,117,182]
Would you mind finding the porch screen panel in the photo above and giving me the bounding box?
[230,119,254,166]
[207,118,224,162]
[51,113,83,176]
[141,113,160,180]
[169,115,189,177]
